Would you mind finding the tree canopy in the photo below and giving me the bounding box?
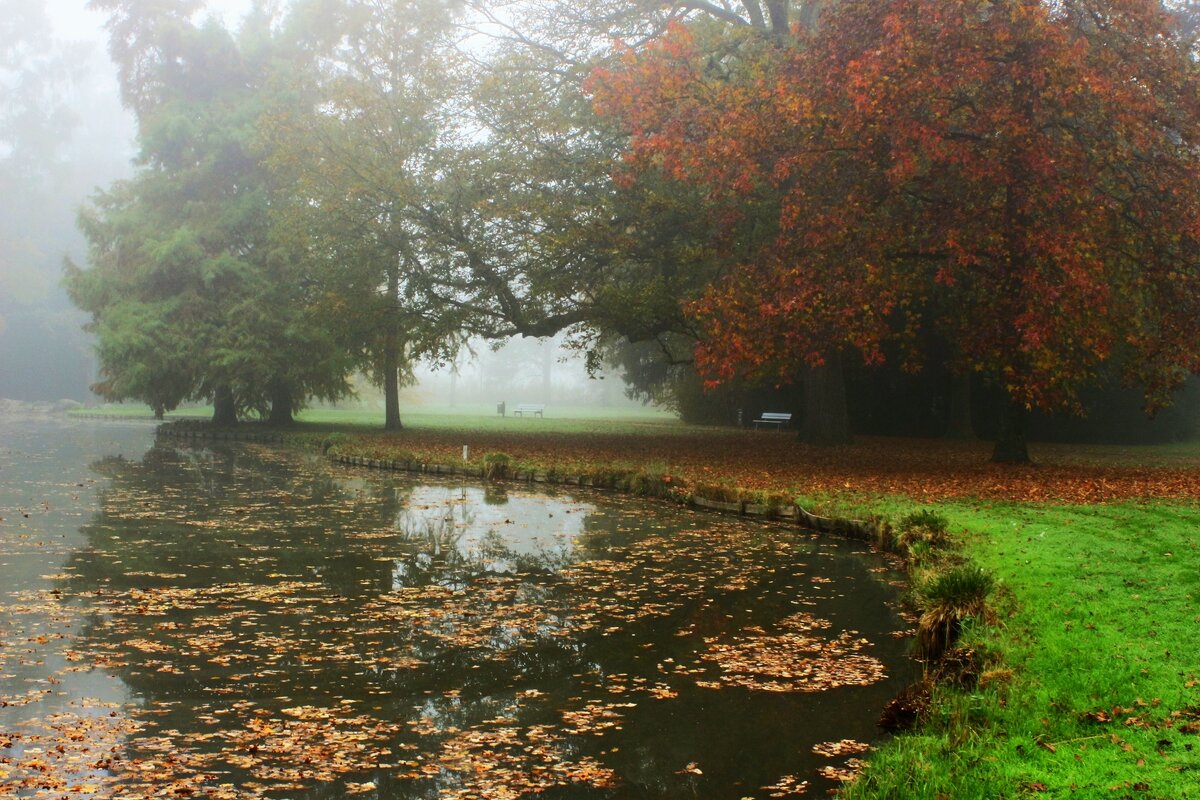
[66,0,1200,456]
[591,0,1200,459]
[68,0,353,422]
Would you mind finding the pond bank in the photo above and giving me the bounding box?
[156,419,1200,799]
[157,421,887,541]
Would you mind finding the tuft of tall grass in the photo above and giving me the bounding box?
[898,508,950,549]
[916,564,994,660]
[482,452,511,480]
[625,469,674,498]
[321,432,350,454]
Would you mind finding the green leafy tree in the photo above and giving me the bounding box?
[67,0,353,423]
[267,0,469,430]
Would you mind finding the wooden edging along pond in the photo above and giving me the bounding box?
[155,422,884,544]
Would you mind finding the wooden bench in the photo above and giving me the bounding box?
[753,412,792,430]
[513,403,545,418]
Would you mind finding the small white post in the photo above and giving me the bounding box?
[462,445,469,463]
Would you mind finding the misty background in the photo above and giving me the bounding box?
[0,0,628,410]
[1,0,131,402]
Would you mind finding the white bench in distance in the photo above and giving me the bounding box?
[513,403,546,418]
[753,412,792,430]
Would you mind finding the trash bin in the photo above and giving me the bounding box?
[497,401,506,417]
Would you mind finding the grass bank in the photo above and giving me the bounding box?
[846,501,1200,799]
[132,409,1200,795]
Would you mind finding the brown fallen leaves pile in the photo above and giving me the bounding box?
[699,612,885,694]
[345,429,1200,504]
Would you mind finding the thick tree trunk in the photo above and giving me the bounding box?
[801,352,852,445]
[944,373,975,439]
[268,378,294,427]
[383,348,402,431]
[765,0,789,34]
[991,396,1030,463]
[212,384,237,426]
[794,0,825,32]
[991,50,1034,466]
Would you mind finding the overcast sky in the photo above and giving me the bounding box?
[43,0,252,44]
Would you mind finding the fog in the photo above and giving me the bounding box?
[1,0,122,400]
[0,0,642,410]
[406,334,637,411]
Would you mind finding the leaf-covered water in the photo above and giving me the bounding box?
[0,419,915,799]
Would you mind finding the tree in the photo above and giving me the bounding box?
[592,0,1200,460]
[68,0,353,423]
[590,20,862,444]
[266,0,471,431]
[411,1,788,416]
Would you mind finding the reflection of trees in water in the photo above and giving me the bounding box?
[70,441,408,597]
[62,442,620,797]
[391,500,477,590]
[52,441,909,799]
[66,441,418,705]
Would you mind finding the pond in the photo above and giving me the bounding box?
[0,417,916,799]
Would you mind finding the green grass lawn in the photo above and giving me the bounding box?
[72,402,687,434]
[71,403,210,420]
[845,500,1200,799]
[296,403,688,434]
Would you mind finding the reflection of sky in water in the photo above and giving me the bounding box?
[0,419,156,698]
[0,417,157,781]
[390,486,590,586]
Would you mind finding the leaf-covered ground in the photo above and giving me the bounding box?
[330,427,1200,504]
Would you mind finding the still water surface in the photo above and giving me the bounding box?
[0,418,915,799]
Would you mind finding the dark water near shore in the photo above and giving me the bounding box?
[0,417,916,799]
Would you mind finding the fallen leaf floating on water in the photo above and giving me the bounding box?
[760,773,810,796]
[816,758,869,783]
[811,739,872,757]
[698,613,886,693]
[426,719,619,798]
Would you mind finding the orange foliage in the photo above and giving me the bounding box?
[590,1,1200,414]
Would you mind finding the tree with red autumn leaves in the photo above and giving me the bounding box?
[591,0,1200,461]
